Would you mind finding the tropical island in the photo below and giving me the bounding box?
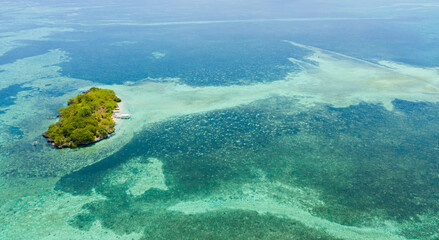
[43,87,121,148]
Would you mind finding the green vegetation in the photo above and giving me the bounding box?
[44,87,121,148]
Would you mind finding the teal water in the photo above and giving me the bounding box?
[1,1,439,239]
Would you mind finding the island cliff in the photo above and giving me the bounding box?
[43,87,121,148]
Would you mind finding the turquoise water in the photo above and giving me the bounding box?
[1,1,439,239]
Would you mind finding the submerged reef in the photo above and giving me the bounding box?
[55,97,439,239]
[43,87,121,148]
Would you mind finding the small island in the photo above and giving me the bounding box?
[43,87,121,148]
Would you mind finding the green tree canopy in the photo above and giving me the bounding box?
[44,87,121,148]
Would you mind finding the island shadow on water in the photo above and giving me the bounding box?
[56,97,439,239]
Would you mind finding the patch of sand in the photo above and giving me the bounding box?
[104,157,168,196]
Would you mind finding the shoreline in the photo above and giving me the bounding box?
[43,92,126,149]
[112,99,129,125]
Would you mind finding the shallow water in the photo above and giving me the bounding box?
[1,0,439,239]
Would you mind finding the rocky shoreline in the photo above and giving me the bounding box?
[42,128,115,149]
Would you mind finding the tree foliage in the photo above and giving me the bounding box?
[45,87,121,147]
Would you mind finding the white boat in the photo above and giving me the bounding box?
[116,114,131,119]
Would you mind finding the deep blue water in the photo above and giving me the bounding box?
[2,17,439,87]
[0,83,32,108]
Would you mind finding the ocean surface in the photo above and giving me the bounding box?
[1,0,439,239]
